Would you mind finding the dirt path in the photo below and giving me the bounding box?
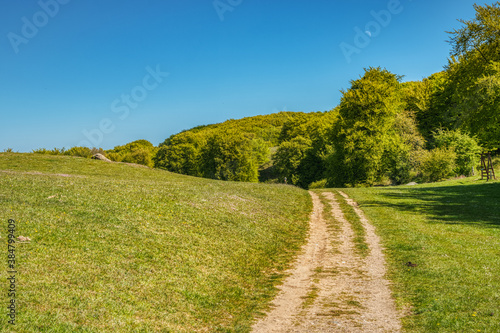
[251,191,401,333]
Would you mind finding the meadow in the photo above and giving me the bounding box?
[2,152,500,332]
[0,153,311,332]
[343,176,500,332]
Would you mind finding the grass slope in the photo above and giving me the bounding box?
[343,176,500,332]
[0,153,311,332]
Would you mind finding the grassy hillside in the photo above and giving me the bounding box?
[0,153,311,332]
[342,176,500,332]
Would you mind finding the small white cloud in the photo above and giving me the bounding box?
[365,30,372,37]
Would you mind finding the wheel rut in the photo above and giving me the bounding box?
[251,190,401,333]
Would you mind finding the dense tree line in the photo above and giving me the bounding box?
[153,112,314,182]
[32,2,498,188]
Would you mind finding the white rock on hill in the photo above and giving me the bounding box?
[91,153,112,162]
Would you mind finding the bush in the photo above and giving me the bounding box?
[89,147,107,156]
[308,179,327,189]
[64,147,93,158]
[420,147,457,182]
[106,152,123,162]
[433,129,481,176]
[106,140,157,167]
[33,148,65,155]
[33,147,106,158]
[122,149,153,167]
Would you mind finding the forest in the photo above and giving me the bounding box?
[34,2,500,189]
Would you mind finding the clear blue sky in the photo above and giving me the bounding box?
[1,0,480,152]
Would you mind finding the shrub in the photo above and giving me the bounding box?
[122,149,153,167]
[106,140,156,167]
[90,147,107,156]
[64,147,93,158]
[433,129,481,176]
[308,179,327,189]
[420,147,457,182]
[33,148,65,155]
[106,152,123,162]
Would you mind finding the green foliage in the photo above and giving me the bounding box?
[33,146,107,158]
[455,61,500,148]
[155,112,314,183]
[106,139,157,167]
[420,147,457,182]
[199,131,266,182]
[433,129,482,176]
[448,2,500,62]
[443,2,500,148]
[275,110,338,188]
[308,178,327,189]
[385,111,426,184]
[328,67,403,187]
[274,136,312,186]
[0,153,311,332]
[154,131,203,175]
[343,179,500,332]
[33,147,66,155]
[401,80,431,115]
[63,146,93,158]
[121,148,152,166]
[406,72,455,144]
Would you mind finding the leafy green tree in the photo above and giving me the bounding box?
[445,2,500,147]
[64,146,93,158]
[199,132,263,182]
[402,74,455,145]
[384,111,426,184]
[448,2,500,64]
[275,110,338,188]
[122,148,153,167]
[153,132,203,175]
[455,61,500,148]
[274,136,312,186]
[278,113,315,144]
[327,67,402,187]
[156,112,303,181]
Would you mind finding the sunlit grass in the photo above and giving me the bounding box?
[332,191,368,258]
[0,153,311,332]
[342,176,500,332]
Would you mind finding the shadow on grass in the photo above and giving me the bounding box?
[361,181,500,228]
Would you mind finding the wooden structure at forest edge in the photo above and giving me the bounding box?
[481,152,496,181]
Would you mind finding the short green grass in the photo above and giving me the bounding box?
[332,192,369,258]
[317,192,341,253]
[343,176,500,332]
[0,153,312,332]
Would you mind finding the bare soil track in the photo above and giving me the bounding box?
[252,191,401,333]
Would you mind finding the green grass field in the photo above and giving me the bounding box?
[2,153,500,332]
[343,176,500,332]
[0,153,311,332]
